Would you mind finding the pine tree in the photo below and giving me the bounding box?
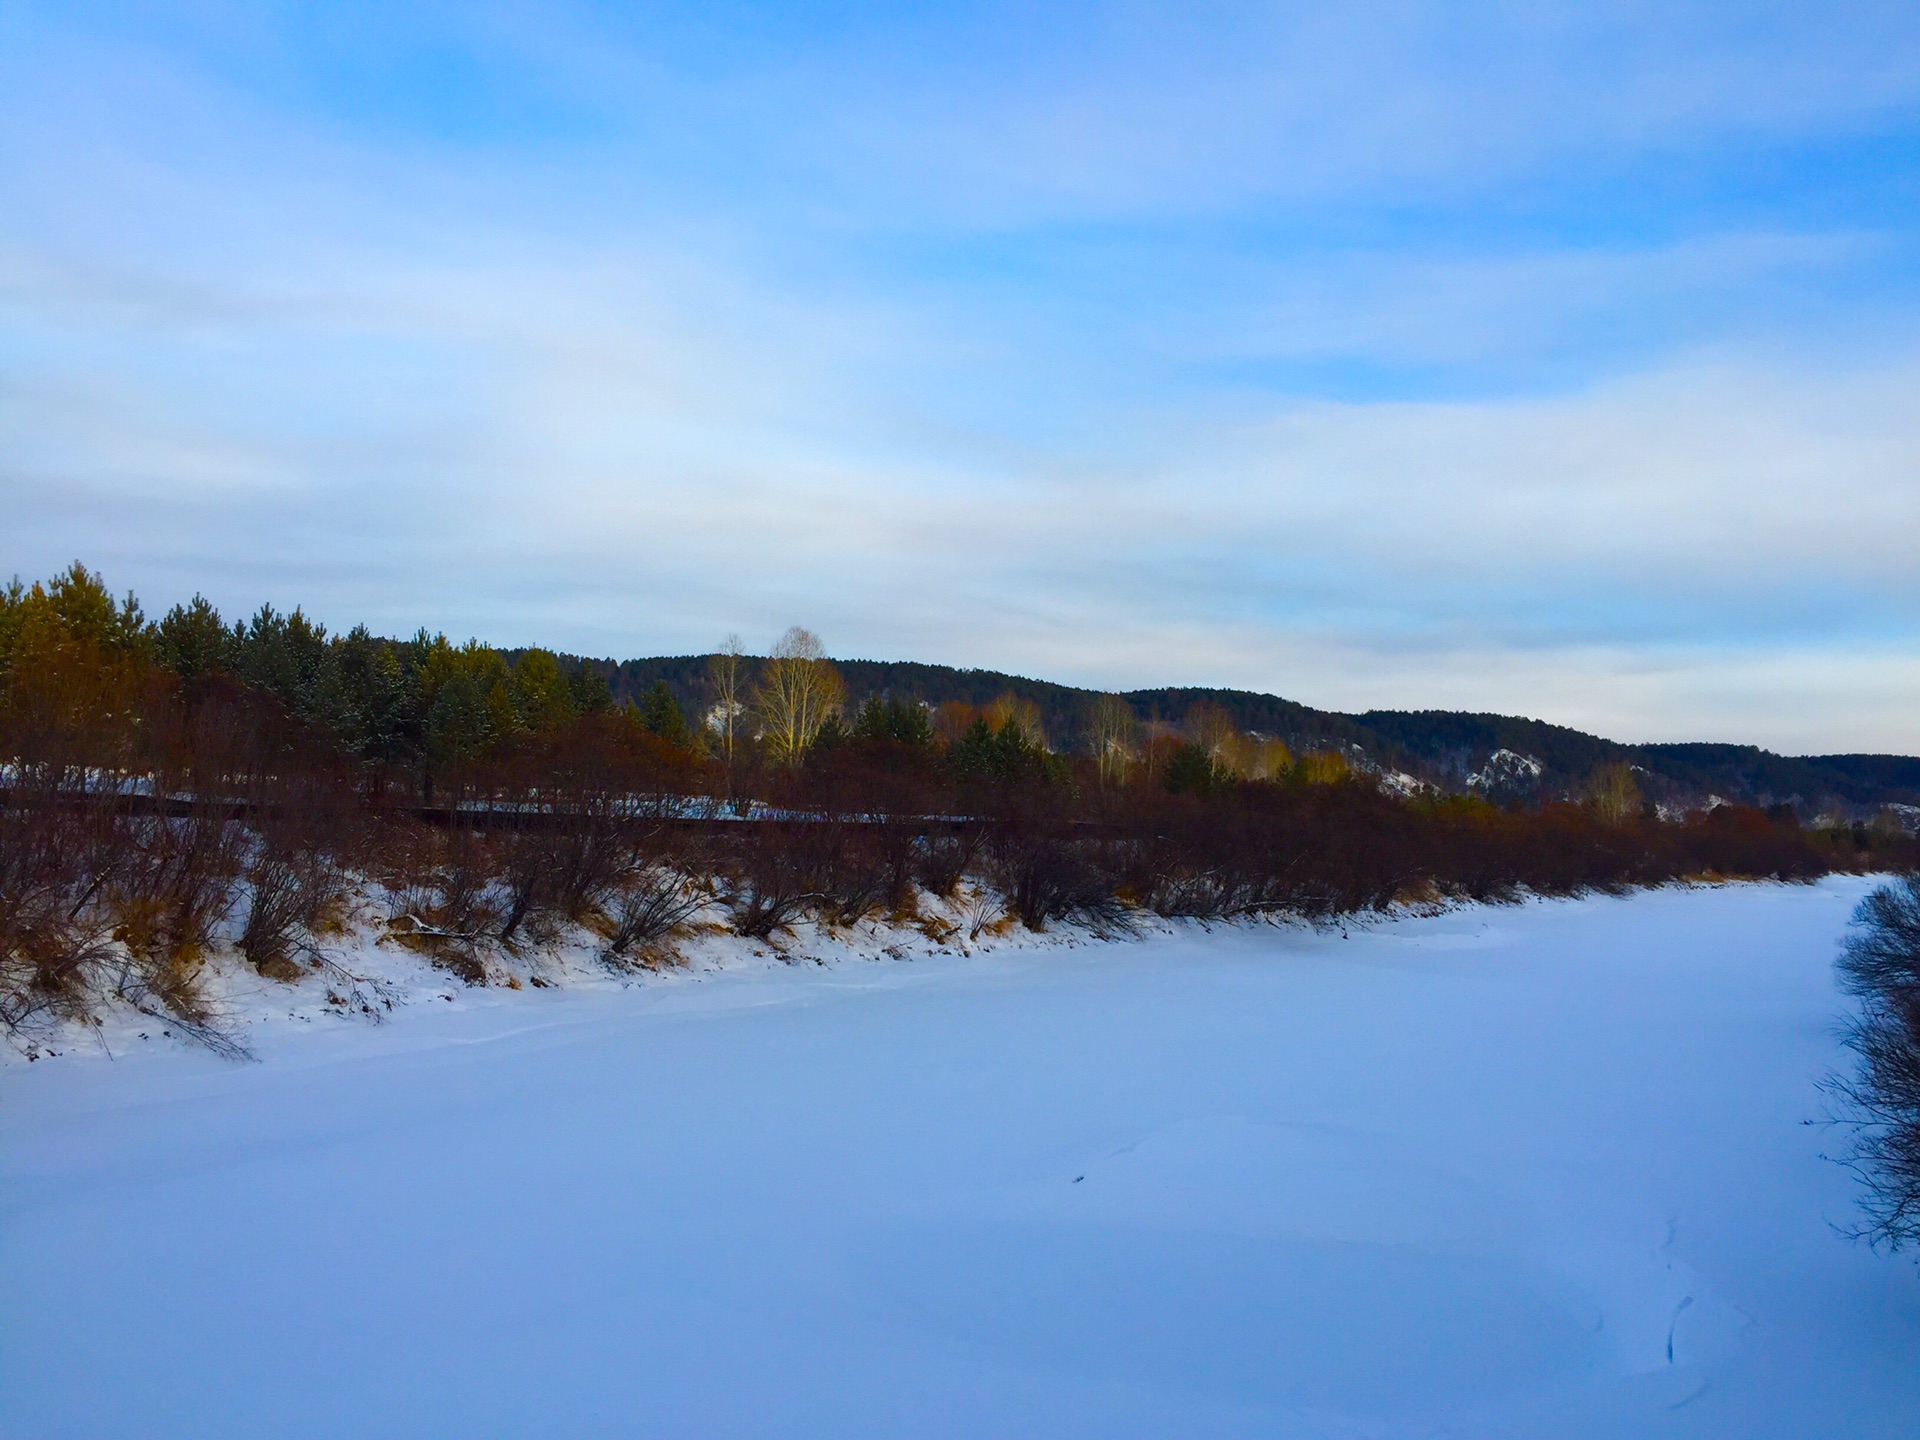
[852,693,933,746]
[511,649,576,732]
[570,660,613,714]
[640,680,691,748]
[155,596,235,681]
[1165,742,1226,795]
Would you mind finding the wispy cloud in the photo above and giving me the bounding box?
[2,2,1918,750]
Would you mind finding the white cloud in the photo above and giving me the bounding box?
[3,2,1918,753]
[8,225,1917,750]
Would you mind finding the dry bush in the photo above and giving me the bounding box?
[367,821,453,926]
[376,827,501,983]
[105,810,244,979]
[717,816,891,938]
[481,714,715,945]
[239,825,350,981]
[0,797,122,1040]
[1828,877,1920,1251]
[601,867,706,968]
[721,821,838,939]
[984,821,1131,934]
[236,756,359,980]
[240,852,339,980]
[0,653,263,1050]
[914,826,983,900]
[1111,789,1326,920]
[720,744,943,937]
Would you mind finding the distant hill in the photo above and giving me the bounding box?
[563,650,1920,816]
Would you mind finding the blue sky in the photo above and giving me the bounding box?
[3,2,1918,751]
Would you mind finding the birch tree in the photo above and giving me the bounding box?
[1186,702,1240,775]
[708,634,746,797]
[1582,761,1642,825]
[755,626,845,765]
[1086,694,1138,788]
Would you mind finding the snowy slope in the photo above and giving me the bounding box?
[3,879,1917,1438]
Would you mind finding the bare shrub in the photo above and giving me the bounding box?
[376,827,500,984]
[915,826,982,900]
[481,715,711,946]
[722,822,833,940]
[493,827,567,947]
[0,781,121,1040]
[985,823,1132,934]
[96,946,252,1060]
[719,756,903,936]
[1827,876,1920,1251]
[106,809,244,981]
[814,824,892,928]
[238,768,356,980]
[1139,865,1254,920]
[601,867,706,967]
[241,855,328,979]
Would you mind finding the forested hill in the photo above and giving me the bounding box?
[3,562,1906,821]
[582,651,1920,814]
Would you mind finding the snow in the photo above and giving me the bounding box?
[1469,747,1546,790]
[1370,767,1434,799]
[4,878,1918,1438]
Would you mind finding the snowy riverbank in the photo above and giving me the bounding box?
[4,877,1916,1437]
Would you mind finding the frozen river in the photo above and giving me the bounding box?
[4,878,1916,1437]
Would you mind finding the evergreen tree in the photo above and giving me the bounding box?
[43,563,148,658]
[811,711,849,750]
[640,679,691,747]
[511,649,576,732]
[334,626,414,767]
[1165,741,1228,795]
[852,693,932,746]
[154,596,235,681]
[427,670,493,769]
[234,604,335,719]
[570,660,613,714]
[947,714,1059,786]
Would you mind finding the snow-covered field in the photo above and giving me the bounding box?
[4,878,1917,1438]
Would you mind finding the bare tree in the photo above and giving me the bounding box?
[1086,694,1138,788]
[983,692,1047,749]
[1583,762,1643,825]
[1296,749,1352,785]
[1828,877,1920,1251]
[1185,702,1242,776]
[1248,736,1294,782]
[707,634,746,802]
[755,626,845,765]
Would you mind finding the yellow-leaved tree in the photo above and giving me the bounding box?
[1583,761,1643,825]
[754,627,844,765]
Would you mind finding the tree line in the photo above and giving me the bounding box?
[3,564,1912,1050]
